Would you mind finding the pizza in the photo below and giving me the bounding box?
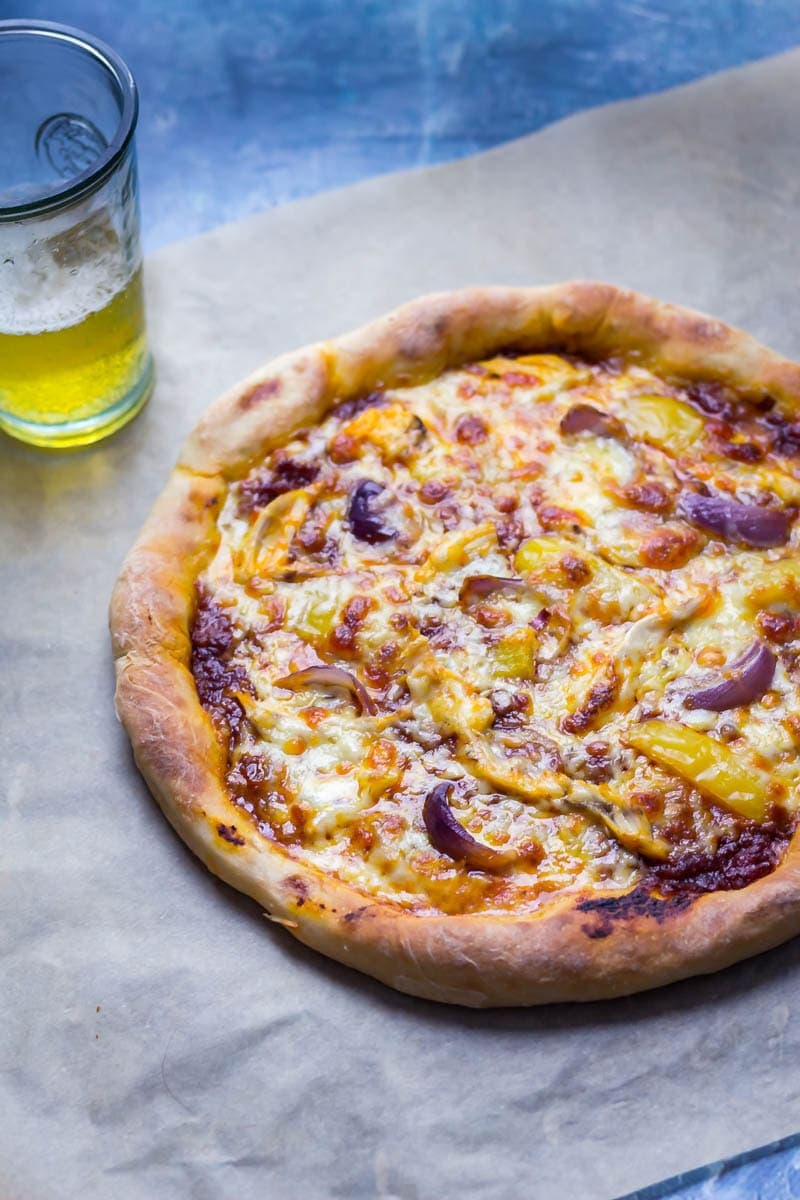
[111,283,800,1006]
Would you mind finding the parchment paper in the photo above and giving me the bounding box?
[4,49,800,1200]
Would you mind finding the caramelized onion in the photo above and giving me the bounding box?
[423,782,514,871]
[560,404,621,438]
[679,491,791,548]
[684,641,776,712]
[347,480,396,543]
[273,666,376,714]
[459,575,526,605]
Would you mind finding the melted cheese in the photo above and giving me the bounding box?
[197,354,800,915]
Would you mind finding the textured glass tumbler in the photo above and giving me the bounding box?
[0,21,153,448]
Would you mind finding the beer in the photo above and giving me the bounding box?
[0,21,151,448]
[0,266,150,447]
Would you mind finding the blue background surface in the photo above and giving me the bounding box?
[3,1,800,250]
[5,3,800,1196]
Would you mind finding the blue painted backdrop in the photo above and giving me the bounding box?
[5,2,800,1196]
[4,1,800,248]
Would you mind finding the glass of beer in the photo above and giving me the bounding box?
[0,20,153,448]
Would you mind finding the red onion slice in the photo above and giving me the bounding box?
[560,404,622,438]
[684,640,776,711]
[679,491,791,548]
[347,480,396,544]
[274,666,377,714]
[459,575,526,605]
[423,782,514,872]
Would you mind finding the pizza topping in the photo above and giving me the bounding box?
[238,456,319,515]
[191,350,800,915]
[334,402,427,465]
[638,524,701,569]
[562,669,619,733]
[334,389,388,421]
[419,479,450,504]
[683,640,776,712]
[648,810,792,895]
[273,666,376,714]
[627,720,770,821]
[489,688,531,726]
[559,403,622,439]
[459,575,527,606]
[764,411,800,457]
[227,753,288,823]
[239,488,316,579]
[617,479,672,513]
[190,589,253,746]
[574,739,613,783]
[624,394,705,455]
[454,414,489,445]
[558,554,592,585]
[445,717,668,861]
[685,380,740,422]
[346,479,396,543]
[756,610,797,643]
[564,785,670,861]
[679,490,791,548]
[494,518,524,552]
[537,504,584,532]
[457,732,565,801]
[329,594,374,654]
[720,439,764,463]
[423,782,518,871]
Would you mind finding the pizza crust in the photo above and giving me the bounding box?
[111,281,800,1006]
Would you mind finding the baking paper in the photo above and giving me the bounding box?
[3,49,800,1200]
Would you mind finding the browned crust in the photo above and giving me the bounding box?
[111,281,800,1007]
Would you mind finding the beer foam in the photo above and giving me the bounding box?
[0,205,138,336]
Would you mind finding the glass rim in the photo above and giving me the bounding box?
[0,19,138,221]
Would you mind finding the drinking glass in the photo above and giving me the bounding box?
[0,20,153,448]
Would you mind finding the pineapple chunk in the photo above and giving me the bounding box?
[416,523,497,581]
[491,627,538,679]
[338,402,425,464]
[624,394,705,455]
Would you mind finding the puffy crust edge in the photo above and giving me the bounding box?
[111,281,800,1007]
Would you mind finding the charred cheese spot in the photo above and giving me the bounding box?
[191,353,800,916]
